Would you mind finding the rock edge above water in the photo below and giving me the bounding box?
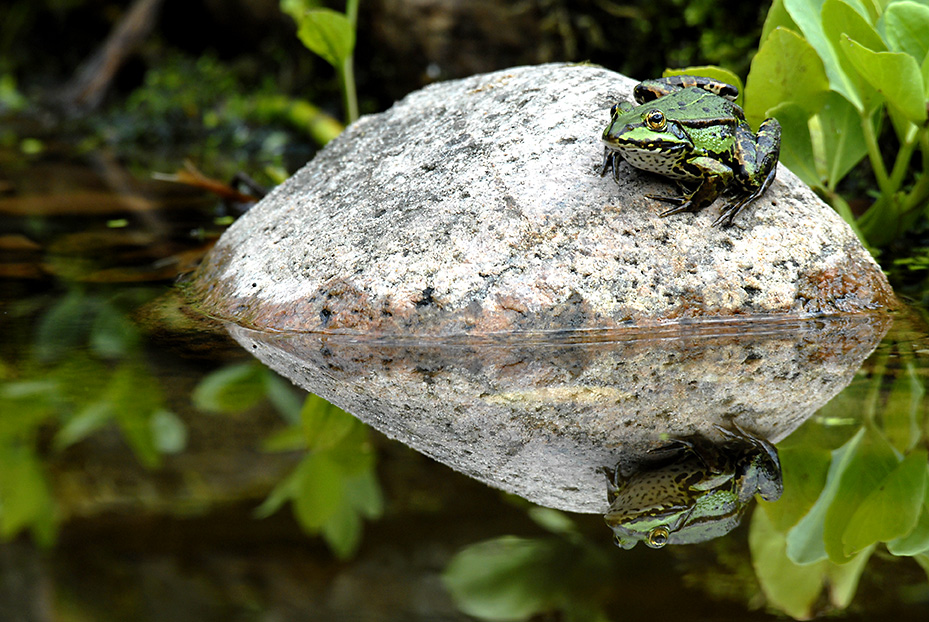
[190,63,896,334]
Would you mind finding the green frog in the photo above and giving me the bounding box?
[600,75,781,226]
[603,423,782,549]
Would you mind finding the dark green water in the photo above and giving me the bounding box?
[1,148,928,621]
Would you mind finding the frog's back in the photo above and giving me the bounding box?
[652,87,742,123]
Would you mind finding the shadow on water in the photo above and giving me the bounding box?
[2,148,929,620]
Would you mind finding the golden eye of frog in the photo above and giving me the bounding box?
[600,75,781,227]
[603,423,782,549]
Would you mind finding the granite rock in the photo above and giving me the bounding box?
[189,64,895,334]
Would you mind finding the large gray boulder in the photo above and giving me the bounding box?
[189,63,895,334]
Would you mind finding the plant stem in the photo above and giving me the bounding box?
[860,112,893,198]
[887,124,918,201]
[342,0,360,124]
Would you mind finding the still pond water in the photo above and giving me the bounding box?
[2,147,929,621]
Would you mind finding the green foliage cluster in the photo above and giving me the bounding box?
[742,0,929,249]
[281,0,359,124]
[101,52,341,177]
[750,337,929,618]
[193,364,382,558]
[0,290,185,544]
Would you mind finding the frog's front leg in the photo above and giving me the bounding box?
[714,118,782,227]
[649,156,733,217]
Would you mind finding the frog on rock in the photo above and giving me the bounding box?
[601,75,781,226]
[603,423,783,549]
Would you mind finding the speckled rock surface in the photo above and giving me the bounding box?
[189,63,895,334]
[223,314,892,513]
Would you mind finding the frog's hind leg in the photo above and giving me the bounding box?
[712,162,776,227]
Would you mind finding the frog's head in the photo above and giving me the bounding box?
[605,489,743,550]
[601,102,692,171]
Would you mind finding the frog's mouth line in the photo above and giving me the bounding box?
[601,138,689,156]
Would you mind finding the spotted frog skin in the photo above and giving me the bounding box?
[603,423,783,549]
[600,75,781,226]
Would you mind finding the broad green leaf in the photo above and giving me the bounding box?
[825,545,873,607]
[888,489,929,555]
[192,362,267,413]
[343,469,383,519]
[295,8,355,69]
[55,400,111,449]
[841,35,928,123]
[883,1,929,61]
[663,66,743,105]
[293,452,344,530]
[443,536,569,620]
[528,507,578,536]
[150,409,186,454]
[823,427,899,562]
[768,102,822,189]
[321,500,362,559]
[264,372,304,423]
[0,445,57,545]
[761,0,800,42]
[301,393,358,450]
[761,445,832,532]
[883,359,925,453]
[750,507,825,619]
[745,27,830,127]
[108,363,165,467]
[786,428,865,564]
[783,0,868,110]
[254,472,297,519]
[823,0,885,111]
[818,91,870,189]
[842,449,928,555]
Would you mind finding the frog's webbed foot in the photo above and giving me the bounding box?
[712,163,778,227]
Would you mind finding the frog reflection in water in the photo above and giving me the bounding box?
[600,75,781,226]
[604,424,782,549]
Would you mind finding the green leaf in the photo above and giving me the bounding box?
[883,359,925,453]
[150,409,187,454]
[761,445,832,532]
[264,373,304,423]
[825,545,873,608]
[300,393,357,450]
[883,1,929,61]
[768,102,822,189]
[0,445,57,545]
[108,363,166,468]
[783,0,869,110]
[761,0,800,43]
[786,428,865,564]
[817,91,871,188]
[840,35,928,123]
[750,507,826,619]
[292,452,344,530]
[55,401,112,449]
[887,490,929,555]
[443,536,567,620]
[822,427,899,562]
[192,362,267,413]
[321,500,362,559]
[842,449,928,555]
[745,27,830,127]
[294,8,356,68]
[822,0,885,111]
[342,469,384,519]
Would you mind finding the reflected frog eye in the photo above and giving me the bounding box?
[645,526,670,548]
[644,109,666,131]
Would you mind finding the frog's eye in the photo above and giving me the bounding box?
[644,110,666,131]
[610,103,619,116]
[645,526,670,548]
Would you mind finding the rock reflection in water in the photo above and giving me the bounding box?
[224,314,890,523]
[604,423,783,549]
